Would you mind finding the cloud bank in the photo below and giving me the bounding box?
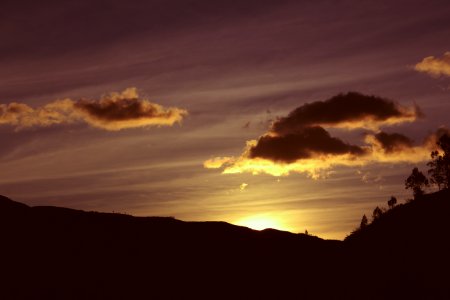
[0,88,187,131]
[414,52,450,77]
[204,92,437,178]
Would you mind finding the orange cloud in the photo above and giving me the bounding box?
[206,141,364,179]
[205,136,434,179]
[204,92,439,178]
[0,88,187,131]
[0,99,77,128]
[203,156,235,169]
[414,52,450,77]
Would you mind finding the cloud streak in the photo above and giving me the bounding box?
[414,52,450,77]
[204,92,435,178]
[0,88,187,131]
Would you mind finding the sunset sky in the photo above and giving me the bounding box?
[1,0,449,239]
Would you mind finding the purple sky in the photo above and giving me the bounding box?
[1,0,450,239]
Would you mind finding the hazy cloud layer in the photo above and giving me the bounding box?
[0,88,187,131]
[414,52,450,77]
[205,92,435,178]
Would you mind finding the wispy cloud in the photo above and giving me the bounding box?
[414,52,450,77]
[0,88,187,131]
[239,183,248,191]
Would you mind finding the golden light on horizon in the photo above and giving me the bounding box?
[235,214,286,231]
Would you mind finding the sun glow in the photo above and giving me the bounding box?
[235,215,284,231]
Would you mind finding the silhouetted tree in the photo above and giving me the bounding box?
[427,151,445,190]
[360,214,368,229]
[427,134,450,190]
[405,167,429,199]
[387,196,397,209]
[372,206,383,221]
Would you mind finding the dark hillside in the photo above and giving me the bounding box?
[1,192,449,299]
[344,189,450,299]
[0,195,341,299]
[346,189,450,246]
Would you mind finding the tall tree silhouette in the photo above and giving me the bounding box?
[427,134,450,190]
[428,151,445,190]
[360,214,368,229]
[405,167,429,199]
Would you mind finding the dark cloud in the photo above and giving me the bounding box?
[205,92,435,176]
[75,99,162,121]
[73,88,187,130]
[249,126,366,163]
[247,92,420,162]
[272,92,421,134]
[372,132,414,153]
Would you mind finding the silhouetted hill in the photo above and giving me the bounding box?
[0,195,339,299]
[1,192,449,299]
[0,194,29,211]
[346,189,450,245]
[343,189,450,299]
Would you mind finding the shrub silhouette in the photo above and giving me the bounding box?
[372,206,383,221]
[405,167,429,199]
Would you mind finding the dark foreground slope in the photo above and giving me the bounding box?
[0,195,341,299]
[344,189,450,299]
[1,191,449,299]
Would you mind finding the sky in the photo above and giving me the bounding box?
[1,0,450,239]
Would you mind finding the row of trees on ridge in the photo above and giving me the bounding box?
[405,133,450,198]
[359,133,450,230]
